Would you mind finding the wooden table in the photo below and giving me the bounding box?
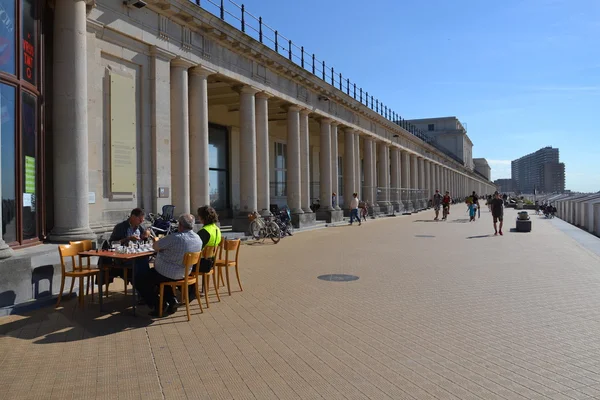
[79,250,155,316]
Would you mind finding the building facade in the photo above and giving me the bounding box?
[406,117,474,171]
[0,0,496,260]
[494,179,514,193]
[473,158,491,181]
[511,147,565,194]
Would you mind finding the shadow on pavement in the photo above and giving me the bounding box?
[448,219,470,223]
[413,220,438,223]
[415,235,436,238]
[0,295,154,344]
[466,234,493,239]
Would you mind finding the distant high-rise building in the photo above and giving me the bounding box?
[494,179,514,193]
[511,147,565,194]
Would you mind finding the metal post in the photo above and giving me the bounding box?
[241,4,245,32]
[275,30,278,52]
[331,67,334,85]
[346,78,350,95]
[371,96,374,109]
[288,40,292,60]
[322,61,325,80]
[376,99,379,113]
[301,46,304,68]
[360,88,363,102]
[259,17,263,43]
[220,0,224,19]
[353,83,356,98]
[339,73,342,90]
[312,54,315,74]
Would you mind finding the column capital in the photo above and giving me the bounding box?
[318,117,333,124]
[150,46,176,61]
[330,121,340,127]
[283,104,302,112]
[189,65,216,77]
[343,127,356,134]
[171,56,195,69]
[256,91,273,100]
[233,84,260,95]
[299,108,312,116]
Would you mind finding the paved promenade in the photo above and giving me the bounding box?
[2,207,600,400]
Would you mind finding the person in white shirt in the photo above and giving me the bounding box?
[349,193,362,226]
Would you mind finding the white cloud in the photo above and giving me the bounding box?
[487,160,512,165]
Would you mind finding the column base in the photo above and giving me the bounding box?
[369,206,381,217]
[404,201,415,213]
[302,206,313,213]
[0,241,14,259]
[316,209,344,223]
[291,211,316,228]
[48,227,97,243]
[380,205,395,215]
[232,214,253,235]
[259,208,272,217]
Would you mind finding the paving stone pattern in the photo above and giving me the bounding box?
[2,208,600,399]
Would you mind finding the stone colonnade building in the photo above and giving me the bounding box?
[0,0,496,260]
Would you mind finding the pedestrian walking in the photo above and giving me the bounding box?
[490,191,504,236]
[442,191,452,220]
[471,191,481,219]
[432,189,442,220]
[359,200,369,222]
[348,193,361,226]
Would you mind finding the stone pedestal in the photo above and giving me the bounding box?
[516,219,532,232]
[316,210,344,223]
[292,212,317,229]
[369,206,381,217]
[232,215,252,235]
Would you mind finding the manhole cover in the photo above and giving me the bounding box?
[317,274,359,282]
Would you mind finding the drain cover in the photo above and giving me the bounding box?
[317,274,359,282]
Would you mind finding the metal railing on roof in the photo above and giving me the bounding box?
[197,0,438,149]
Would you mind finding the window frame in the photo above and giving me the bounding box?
[0,0,44,248]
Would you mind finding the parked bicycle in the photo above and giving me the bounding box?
[273,207,294,237]
[248,212,281,244]
[146,206,178,237]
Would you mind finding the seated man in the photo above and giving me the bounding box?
[135,214,203,317]
[100,208,151,286]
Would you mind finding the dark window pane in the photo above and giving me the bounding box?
[21,91,36,239]
[0,0,16,75]
[21,0,36,85]
[1,83,16,243]
[209,170,227,211]
[208,125,227,169]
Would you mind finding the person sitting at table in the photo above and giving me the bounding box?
[99,208,151,288]
[186,205,223,301]
[135,213,203,317]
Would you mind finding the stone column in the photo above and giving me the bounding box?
[330,123,341,210]
[255,92,271,215]
[390,148,401,211]
[425,160,431,207]
[299,109,312,214]
[401,151,413,212]
[372,141,378,206]
[189,66,212,213]
[354,133,361,200]
[319,119,333,211]
[286,106,303,217]
[377,142,390,209]
[418,157,426,209]
[410,154,419,210]
[49,0,96,241]
[364,138,374,204]
[169,59,192,215]
[343,129,356,211]
[238,86,258,215]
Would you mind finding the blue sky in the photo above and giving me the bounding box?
[213,0,599,192]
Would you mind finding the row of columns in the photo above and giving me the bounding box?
[20,0,494,253]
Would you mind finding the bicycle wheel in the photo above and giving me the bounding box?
[286,222,294,236]
[267,221,281,244]
[249,220,261,240]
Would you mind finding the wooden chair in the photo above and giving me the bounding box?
[69,240,96,301]
[197,245,221,308]
[214,239,242,296]
[56,244,99,308]
[158,251,202,320]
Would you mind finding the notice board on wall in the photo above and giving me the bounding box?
[109,72,137,194]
